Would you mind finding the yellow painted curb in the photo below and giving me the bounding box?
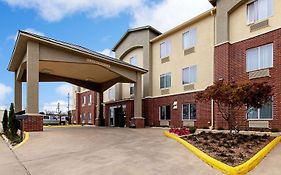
[164,131,281,175]
[13,132,29,150]
[43,124,82,128]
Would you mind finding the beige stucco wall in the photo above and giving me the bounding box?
[121,48,144,99]
[229,0,281,43]
[151,15,214,96]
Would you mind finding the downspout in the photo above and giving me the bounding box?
[211,99,214,130]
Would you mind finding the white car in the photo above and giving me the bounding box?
[43,116,60,125]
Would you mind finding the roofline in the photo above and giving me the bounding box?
[8,31,148,74]
[209,0,216,6]
[112,25,162,52]
[150,8,216,43]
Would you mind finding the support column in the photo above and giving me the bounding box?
[133,72,144,128]
[14,71,22,113]
[95,92,104,126]
[26,41,39,114]
[24,41,43,132]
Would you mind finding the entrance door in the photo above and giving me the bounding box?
[109,107,115,126]
[114,106,126,127]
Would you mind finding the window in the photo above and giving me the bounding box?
[247,99,273,120]
[130,83,134,96]
[108,87,115,100]
[89,95,92,105]
[88,113,92,123]
[109,107,115,126]
[182,65,197,85]
[183,28,197,49]
[160,41,171,58]
[160,105,171,120]
[182,103,196,120]
[82,113,85,123]
[82,96,86,105]
[247,0,272,24]
[130,56,137,66]
[160,73,171,89]
[246,43,273,72]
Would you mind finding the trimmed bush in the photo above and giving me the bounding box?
[8,103,17,135]
[271,128,280,133]
[189,126,197,134]
[2,109,8,133]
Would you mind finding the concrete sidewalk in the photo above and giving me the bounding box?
[249,143,281,175]
[0,136,29,175]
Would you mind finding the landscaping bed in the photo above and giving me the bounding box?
[182,131,274,166]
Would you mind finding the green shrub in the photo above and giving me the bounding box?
[271,128,280,133]
[2,109,8,133]
[8,103,17,136]
[189,126,197,134]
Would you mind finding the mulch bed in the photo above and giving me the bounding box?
[182,131,274,166]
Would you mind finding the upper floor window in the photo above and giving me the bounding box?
[183,28,197,49]
[160,73,171,89]
[130,83,134,96]
[130,56,137,66]
[247,0,273,24]
[108,87,115,100]
[82,96,86,105]
[247,98,272,120]
[160,41,171,58]
[182,65,197,85]
[182,103,196,120]
[89,94,92,105]
[246,43,273,72]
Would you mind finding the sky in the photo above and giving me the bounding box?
[0,0,212,113]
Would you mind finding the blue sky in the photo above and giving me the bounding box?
[0,0,212,112]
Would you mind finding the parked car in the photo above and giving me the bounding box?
[43,115,60,125]
[59,116,68,125]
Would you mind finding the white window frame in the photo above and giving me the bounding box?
[160,73,171,89]
[130,56,137,66]
[160,41,171,59]
[108,87,115,100]
[183,28,197,50]
[88,112,92,123]
[89,94,92,105]
[182,103,197,121]
[182,65,197,85]
[247,98,273,120]
[159,105,171,121]
[247,0,273,24]
[130,83,134,96]
[246,43,273,72]
[82,96,86,106]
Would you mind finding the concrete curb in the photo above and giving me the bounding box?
[13,132,29,150]
[164,131,281,175]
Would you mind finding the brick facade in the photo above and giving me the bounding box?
[104,91,212,128]
[72,91,97,125]
[23,115,43,132]
[214,28,281,130]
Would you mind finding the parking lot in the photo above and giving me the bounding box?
[8,126,221,175]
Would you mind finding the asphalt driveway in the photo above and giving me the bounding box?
[9,126,222,175]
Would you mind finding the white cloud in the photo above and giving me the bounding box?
[99,48,115,58]
[131,0,213,32]
[55,83,72,96]
[0,83,12,108]
[43,100,69,113]
[2,0,213,32]
[1,0,143,22]
[10,28,44,41]
[0,105,8,110]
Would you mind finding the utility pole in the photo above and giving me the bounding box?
[57,102,61,125]
[67,93,71,124]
